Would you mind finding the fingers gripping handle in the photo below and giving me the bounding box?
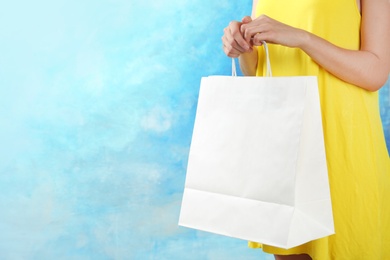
[232,41,272,77]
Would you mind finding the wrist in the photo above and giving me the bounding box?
[296,29,312,49]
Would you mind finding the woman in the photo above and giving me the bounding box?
[222,0,390,259]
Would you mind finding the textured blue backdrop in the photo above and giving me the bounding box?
[0,1,388,259]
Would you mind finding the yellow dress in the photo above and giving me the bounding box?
[248,0,390,259]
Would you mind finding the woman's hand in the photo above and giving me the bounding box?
[240,15,308,48]
[222,16,254,57]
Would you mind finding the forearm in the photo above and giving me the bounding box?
[238,48,258,76]
[242,0,390,90]
[298,31,389,91]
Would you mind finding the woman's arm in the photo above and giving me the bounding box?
[241,0,390,91]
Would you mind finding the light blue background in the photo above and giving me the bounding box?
[0,1,388,259]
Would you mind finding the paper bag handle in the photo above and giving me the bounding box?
[232,41,272,77]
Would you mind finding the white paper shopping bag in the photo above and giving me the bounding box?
[179,43,334,249]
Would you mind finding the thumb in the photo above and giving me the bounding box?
[241,16,252,24]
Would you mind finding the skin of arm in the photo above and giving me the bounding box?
[239,0,390,91]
